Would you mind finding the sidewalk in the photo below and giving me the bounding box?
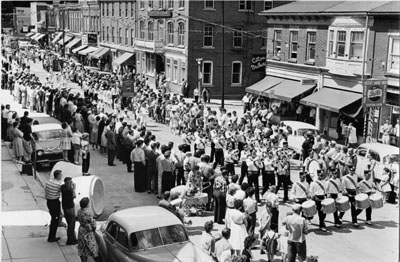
[1,142,81,262]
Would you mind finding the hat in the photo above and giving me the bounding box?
[283,141,288,145]
[364,170,370,174]
[292,204,302,212]
[330,140,337,145]
[317,169,322,174]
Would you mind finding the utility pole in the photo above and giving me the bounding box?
[221,0,225,108]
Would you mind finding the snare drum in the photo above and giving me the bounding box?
[355,193,370,209]
[321,198,336,214]
[369,193,384,209]
[335,196,350,212]
[302,200,317,217]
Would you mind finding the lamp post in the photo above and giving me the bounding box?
[196,57,203,100]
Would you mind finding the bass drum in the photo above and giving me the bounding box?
[72,176,104,218]
[307,159,327,181]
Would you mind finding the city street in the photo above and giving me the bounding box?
[1,60,398,262]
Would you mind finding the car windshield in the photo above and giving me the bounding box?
[34,130,62,141]
[130,225,188,251]
[296,128,319,137]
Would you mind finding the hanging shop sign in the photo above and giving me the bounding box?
[88,34,97,44]
[148,10,172,18]
[251,54,266,71]
[363,79,387,108]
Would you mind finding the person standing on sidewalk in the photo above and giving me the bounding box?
[285,204,308,262]
[61,177,77,245]
[45,169,63,242]
[106,123,116,166]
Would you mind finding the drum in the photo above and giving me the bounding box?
[72,175,105,217]
[355,193,370,209]
[321,198,336,214]
[335,196,350,212]
[302,200,317,217]
[369,193,384,209]
[307,159,326,181]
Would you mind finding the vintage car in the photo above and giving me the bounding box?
[31,123,63,167]
[11,109,61,125]
[95,206,213,262]
[276,121,319,149]
[355,143,399,180]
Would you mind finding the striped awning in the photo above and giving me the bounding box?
[26,32,35,37]
[57,35,73,45]
[30,33,40,39]
[51,32,63,44]
[72,45,88,54]
[78,46,98,55]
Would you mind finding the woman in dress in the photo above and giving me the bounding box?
[380,167,393,203]
[90,116,100,150]
[12,122,24,163]
[229,199,248,255]
[101,120,110,155]
[77,197,101,262]
[60,122,72,161]
[225,186,237,229]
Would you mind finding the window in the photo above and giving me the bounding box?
[204,0,214,9]
[368,149,381,162]
[131,29,134,45]
[202,61,213,85]
[273,30,281,56]
[166,58,171,79]
[173,60,178,81]
[231,61,242,84]
[119,2,122,17]
[159,225,188,245]
[203,26,213,47]
[239,0,252,10]
[149,0,153,8]
[106,222,117,238]
[107,26,109,41]
[264,0,273,10]
[261,28,267,47]
[131,2,134,17]
[328,30,334,56]
[289,31,298,59]
[102,3,105,16]
[356,147,368,157]
[125,28,128,45]
[116,227,128,249]
[388,36,400,73]
[119,28,122,43]
[146,53,155,74]
[350,32,364,60]
[167,0,173,9]
[181,61,186,81]
[112,3,114,16]
[306,32,316,61]
[139,0,145,9]
[107,3,109,16]
[167,22,174,44]
[131,229,163,251]
[336,31,346,57]
[233,27,243,48]
[178,0,185,8]
[158,0,164,9]
[125,2,129,17]
[102,26,105,41]
[148,21,154,40]
[178,22,185,46]
[112,27,115,42]
[139,21,145,39]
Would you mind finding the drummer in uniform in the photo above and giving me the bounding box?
[340,165,359,227]
[355,170,375,225]
[326,169,343,228]
[309,170,327,231]
[291,172,312,222]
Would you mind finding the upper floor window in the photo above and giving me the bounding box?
[107,26,109,41]
[125,2,129,16]
[261,28,267,48]
[102,25,105,41]
[204,0,214,9]
[119,2,122,17]
[102,3,105,16]
[167,0,174,9]
[178,22,185,46]
[232,61,242,85]
[328,30,334,56]
[273,30,282,56]
[203,26,213,47]
[167,22,174,44]
[139,0,145,9]
[202,61,213,85]
[119,28,122,43]
[178,0,185,8]
[233,27,243,48]
[350,32,364,60]
[239,0,252,10]
[125,28,128,45]
[158,0,164,9]
[336,31,346,58]
[388,36,400,74]
[131,29,134,45]
[112,27,115,42]
[264,0,273,10]
[289,31,298,59]
[131,2,135,16]
[107,3,110,16]
[139,21,145,39]
[149,0,153,8]
[306,32,316,61]
[148,21,154,41]
[112,3,115,16]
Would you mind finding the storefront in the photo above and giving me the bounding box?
[89,47,111,71]
[112,52,135,75]
[376,84,399,146]
[65,38,81,54]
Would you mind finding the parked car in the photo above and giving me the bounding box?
[31,123,63,167]
[95,206,213,262]
[355,143,399,180]
[11,110,61,125]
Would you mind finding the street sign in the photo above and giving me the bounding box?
[363,79,387,108]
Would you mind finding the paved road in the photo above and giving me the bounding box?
[6,61,399,262]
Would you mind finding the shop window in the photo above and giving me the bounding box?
[289,31,298,60]
[273,30,281,57]
[239,0,252,10]
[202,61,213,85]
[306,32,316,61]
[350,32,364,60]
[204,0,214,9]
[231,61,242,85]
[233,27,243,48]
[203,26,213,47]
[336,31,346,58]
[388,36,400,74]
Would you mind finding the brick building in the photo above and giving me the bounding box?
[249,1,399,143]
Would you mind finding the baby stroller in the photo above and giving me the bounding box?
[182,192,209,217]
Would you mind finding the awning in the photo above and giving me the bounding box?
[263,78,315,102]
[33,33,46,41]
[30,33,40,39]
[78,46,98,55]
[113,52,135,66]
[300,88,362,113]
[26,32,34,37]
[65,38,81,49]
[72,45,88,54]
[57,35,73,45]
[245,76,283,96]
[51,32,63,44]
[89,47,110,59]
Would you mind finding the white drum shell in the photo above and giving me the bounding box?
[302,200,317,217]
[355,193,370,209]
[72,176,104,217]
[369,194,384,209]
[321,198,336,214]
[336,196,350,212]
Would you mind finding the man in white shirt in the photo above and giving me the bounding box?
[309,170,327,231]
[286,204,308,262]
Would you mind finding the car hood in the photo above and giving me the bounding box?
[287,136,304,152]
[34,140,61,152]
[129,242,201,262]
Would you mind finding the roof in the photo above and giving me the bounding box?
[358,143,399,156]
[260,1,342,14]
[324,1,390,13]
[370,1,400,13]
[32,123,62,133]
[109,206,183,234]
